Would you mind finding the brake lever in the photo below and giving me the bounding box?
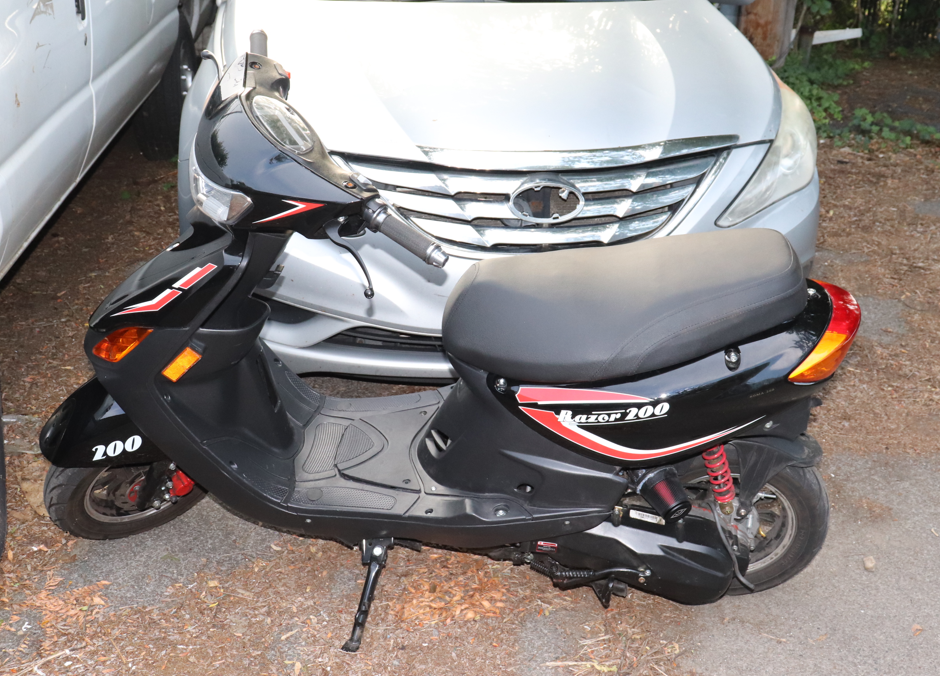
[324,220,375,300]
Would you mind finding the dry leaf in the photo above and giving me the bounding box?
[913,625,924,636]
[18,479,48,517]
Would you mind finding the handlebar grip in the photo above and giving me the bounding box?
[363,198,448,268]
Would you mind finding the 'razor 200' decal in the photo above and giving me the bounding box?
[514,387,761,461]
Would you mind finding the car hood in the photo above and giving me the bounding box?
[227,0,777,166]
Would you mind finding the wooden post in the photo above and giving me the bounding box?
[739,0,799,68]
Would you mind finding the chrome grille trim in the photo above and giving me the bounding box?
[336,143,729,254]
[415,135,739,171]
[411,212,671,248]
[346,155,715,199]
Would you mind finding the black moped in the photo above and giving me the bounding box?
[39,45,860,652]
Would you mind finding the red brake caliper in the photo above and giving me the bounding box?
[169,470,195,498]
[126,480,144,504]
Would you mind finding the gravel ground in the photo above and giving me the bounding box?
[1,58,939,675]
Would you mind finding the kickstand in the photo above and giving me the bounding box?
[342,538,393,653]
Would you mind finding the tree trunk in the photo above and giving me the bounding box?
[740,0,800,68]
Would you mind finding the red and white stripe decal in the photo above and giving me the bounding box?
[113,289,182,316]
[519,406,762,461]
[173,263,217,290]
[515,387,651,405]
[254,199,323,224]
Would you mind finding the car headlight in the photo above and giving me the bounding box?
[191,152,253,225]
[251,95,315,154]
[717,77,817,227]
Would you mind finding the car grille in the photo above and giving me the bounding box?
[336,148,726,254]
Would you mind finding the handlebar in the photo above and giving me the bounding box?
[362,198,448,268]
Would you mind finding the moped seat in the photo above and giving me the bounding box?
[442,229,806,383]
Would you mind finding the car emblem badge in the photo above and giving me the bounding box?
[508,175,585,225]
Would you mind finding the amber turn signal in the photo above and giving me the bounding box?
[162,347,202,382]
[92,327,152,363]
[789,281,861,384]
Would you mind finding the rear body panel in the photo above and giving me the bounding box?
[499,282,831,467]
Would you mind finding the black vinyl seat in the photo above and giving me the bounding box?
[442,229,806,383]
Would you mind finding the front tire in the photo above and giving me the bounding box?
[680,460,829,594]
[44,465,205,540]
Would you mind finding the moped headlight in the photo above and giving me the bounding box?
[717,77,817,227]
[251,95,315,154]
[191,154,253,225]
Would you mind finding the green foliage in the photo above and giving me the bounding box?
[800,0,834,28]
[776,50,869,126]
[777,49,940,147]
[843,108,940,147]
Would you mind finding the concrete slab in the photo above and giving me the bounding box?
[683,451,940,676]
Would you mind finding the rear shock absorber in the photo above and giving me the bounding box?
[702,444,735,515]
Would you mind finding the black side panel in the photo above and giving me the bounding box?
[91,221,235,332]
[418,358,628,510]
[550,514,734,605]
[39,378,169,468]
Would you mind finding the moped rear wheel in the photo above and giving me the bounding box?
[680,461,829,594]
[44,465,205,539]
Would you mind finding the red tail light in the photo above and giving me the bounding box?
[788,281,861,384]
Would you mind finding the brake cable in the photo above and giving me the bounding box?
[324,220,375,299]
[709,501,756,592]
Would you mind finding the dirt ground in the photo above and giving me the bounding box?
[1,56,939,675]
[834,50,940,128]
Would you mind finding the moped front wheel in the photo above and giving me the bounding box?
[44,465,206,539]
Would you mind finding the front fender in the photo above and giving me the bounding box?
[39,378,169,468]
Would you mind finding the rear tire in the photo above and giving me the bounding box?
[133,14,198,161]
[680,460,829,594]
[44,465,205,540]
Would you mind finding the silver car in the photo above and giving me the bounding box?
[178,0,819,382]
[0,0,215,282]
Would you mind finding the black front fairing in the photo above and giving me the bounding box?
[90,221,235,332]
[194,95,360,236]
[193,52,372,238]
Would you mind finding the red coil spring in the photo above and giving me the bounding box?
[702,444,735,504]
